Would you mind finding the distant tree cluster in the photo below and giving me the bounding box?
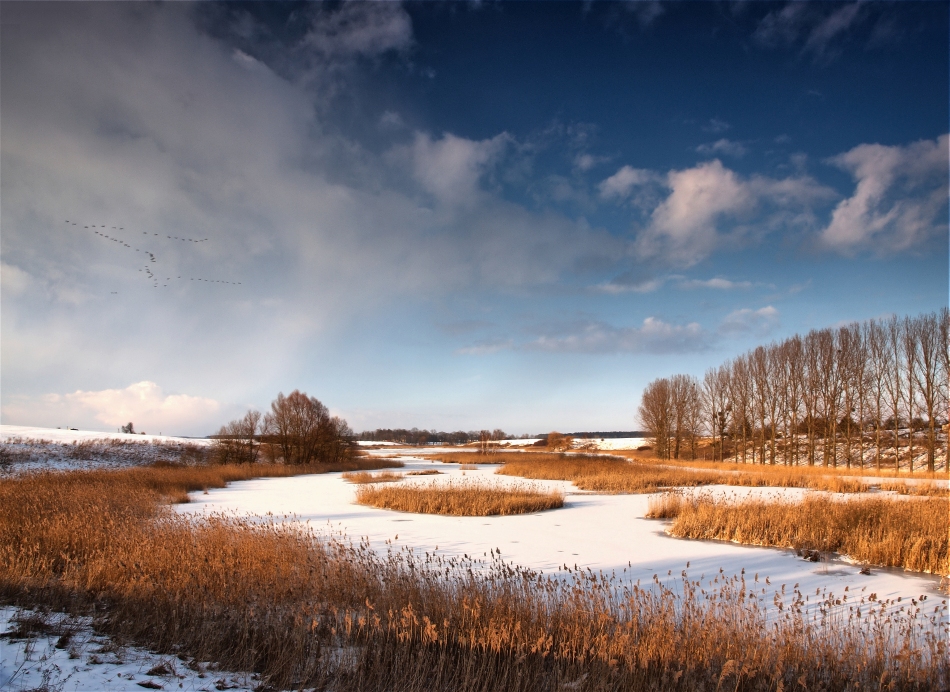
[214,390,354,465]
[545,431,574,451]
[357,428,512,445]
[638,310,949,472]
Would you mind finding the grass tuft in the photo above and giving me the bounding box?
[342,471,404,484]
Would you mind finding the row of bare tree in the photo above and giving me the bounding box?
[638,310,949,472]
[215,390,354,465]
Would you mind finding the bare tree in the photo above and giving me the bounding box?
[777,336,804,466]
[884,317,904,472]
[263,390,353,465]
[866,320,891,471]
[837,324,864,469]
[801,332,823,467]
[910,313,942,472]
[940,308,950,469]
[729,356,753,464]
[215,410,262,464]
[638,379,673,459]
[703,365,731,462]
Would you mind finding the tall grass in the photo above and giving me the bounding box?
[429,451,510,464]
[342,471,405,484]
[0,467,946,690]
[650,492,950,575]
[355,480,564,516]
[498,455,875,493]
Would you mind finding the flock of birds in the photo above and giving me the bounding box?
[65,220,241,293]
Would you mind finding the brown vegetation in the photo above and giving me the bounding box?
[498,455,722,493]
[651,492,949,575]
[429,451,507,464]
[354,480,564,516]
[342,470,405,484]
[0,466,946,690]
[498,454,873,493]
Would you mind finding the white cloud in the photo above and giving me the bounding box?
[394,131,511,206]
[753,2,867,60]
[696,139,747,158]
[702,118,730,134]
[632,160,835,266]
[623,1,665,27]
[2,381,221,435]
[379,110,405,130]
[820,134,948,253]
[802,3,864,58]
[303,2,413,60]
[529,317,708,354]
[718,306,780,337]
[598,165,658,200]
[573,152,611,171]
[455,339,513,356]
[636,160,754,265]
[593,277,666,294]
[1,263,32,296]
[679,277,753,290]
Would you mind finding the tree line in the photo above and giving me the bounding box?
[357,428,514,445]
[214,390,354,465]
[638,310,949,473]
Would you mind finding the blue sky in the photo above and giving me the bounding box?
[1,1,947,436]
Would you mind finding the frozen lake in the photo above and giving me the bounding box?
[176,452,946,612]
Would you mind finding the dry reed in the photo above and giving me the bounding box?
[0,466,946,690]
[498,454,874,493]
[652,492,949,575]
[355,480,564,516]
[429,452,513,465]
[342,471,405,484]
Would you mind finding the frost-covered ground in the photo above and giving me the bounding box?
[0,607,259,692]
[177,452,947,613]
[0,425,213,475]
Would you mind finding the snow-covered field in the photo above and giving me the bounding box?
[177,452,946,611]
[0,607,259,692]
[0,425,213,475]
[0,425,210,445]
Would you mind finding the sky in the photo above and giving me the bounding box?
[1,1,947,437]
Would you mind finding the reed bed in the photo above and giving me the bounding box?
[355,480,564,516]
[497,456,724,493]
[429,451,511,465]
[612,451,948,479]
[342,471,405,484]
[650,492,950,575]
[879,481,949,497]
[498,455,874,493]
[1,467,947,690]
